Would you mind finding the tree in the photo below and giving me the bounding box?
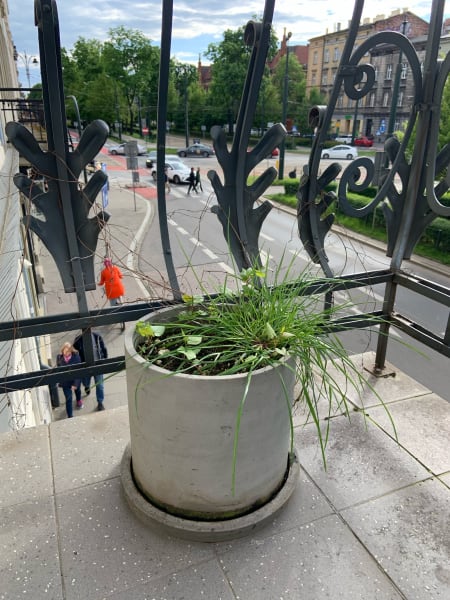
[271,53,306,128]
[102,27,160,134]
[297,87,327,135]
[439,76,450,150]
[206,25,278,132]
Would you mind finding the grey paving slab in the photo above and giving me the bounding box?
[292,351,432,429]
[296,412,431,510]
[55,477,215,600]
[238,467,334,541]
[368,394,450,475]
[50,406,129,494]
[106,560,235,600]
[438,472,450,487]
[343,478,450,600]
[0,425,52,508]
[321,351,432,409]
[216,514,404,599]
[0,496,62,600]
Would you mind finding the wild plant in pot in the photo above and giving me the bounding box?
[122,260,387,539]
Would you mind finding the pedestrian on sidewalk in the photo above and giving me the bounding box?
[73,330,108,411]
[195,167,203,192]
[98,258,126,331]
[164,167,171,194]
[187,167,197,195]
[56,342,82,417]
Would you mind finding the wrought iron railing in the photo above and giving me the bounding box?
[1,0,449,395]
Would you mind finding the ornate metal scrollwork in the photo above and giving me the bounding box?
[298,0,450,271]
[7,0,110,293]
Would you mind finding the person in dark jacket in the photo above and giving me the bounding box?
[187,167,197,195]
[73,331,108,411]
[56,342,82,418]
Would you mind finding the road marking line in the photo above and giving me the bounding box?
[219,262,235,274]
[203,248,218,260]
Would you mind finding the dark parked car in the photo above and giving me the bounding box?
[177,143,215,158]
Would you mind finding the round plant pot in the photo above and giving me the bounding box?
[124,306,297,521]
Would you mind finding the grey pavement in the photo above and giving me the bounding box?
[1,154,449,599]
[1,351,449,599]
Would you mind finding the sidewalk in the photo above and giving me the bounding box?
[0,350,449,599]
[1,157,449,599]
[42,166,156,418]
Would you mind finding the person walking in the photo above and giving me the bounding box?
[195,167,203,192]
[187,167,197,195]
[164,167,171,194]
[56,342,82,418]
[98,258,125,331]
[73,330,108,411]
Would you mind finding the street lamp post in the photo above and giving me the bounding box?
[278,31,292,180]
[16,51,39,89]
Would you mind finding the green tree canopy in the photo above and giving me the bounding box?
[205,25,278,130]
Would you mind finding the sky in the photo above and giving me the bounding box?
[8,0,447,87]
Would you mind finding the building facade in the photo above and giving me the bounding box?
[306,9,430,139]
[0,0,52,432]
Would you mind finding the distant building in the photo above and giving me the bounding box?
[305,9,430,139]
[268,29,308,73]
[197,57,212,91]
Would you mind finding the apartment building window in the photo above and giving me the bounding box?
[383,92,389,107]
[313,51,318,65]
[401,62,408,79]
[332,69,337,83]
[397,91,404,107]
[324,49,329,63]
[337,95,344,108]
[386,64,393,80]
[334,47,340,62]
[311,72,317,86]
[374,66,378,81]
[369,92,375,107]
[321,71,328,86]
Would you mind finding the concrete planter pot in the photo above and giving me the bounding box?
[123,306,298,529]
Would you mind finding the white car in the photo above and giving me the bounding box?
[151,158,191,184]
[321,145,358,160]
[108,142,147,156]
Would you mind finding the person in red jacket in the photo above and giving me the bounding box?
[98,258,125,331]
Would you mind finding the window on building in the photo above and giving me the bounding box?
[334,47,340,61]
[313,51,318,65]
[332,69,337,83]
[337,95,343,108]
[401,62,408,79]
[383,92,389,107]
[324,49,329,63]
[369,92,375,107]
[311,72,317,86]
[386,64,393,80]
[321,72,328,86]
[397,91,404,107]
